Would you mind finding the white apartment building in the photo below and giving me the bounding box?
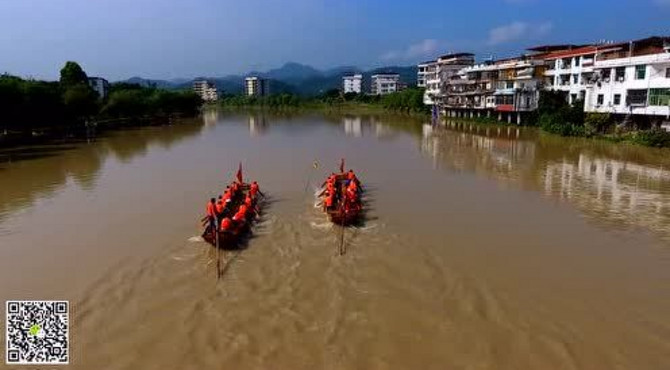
[418,53,474,106]
[542,46,597,104]
[370,74,400,95]
[342,74,363,94]
[88,77,110,99]
[418,61,439,105]
[193,80,219,102]
[584,37,670,119]
[245,76,269,97]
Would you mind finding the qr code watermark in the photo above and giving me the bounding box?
[5,301,69,365]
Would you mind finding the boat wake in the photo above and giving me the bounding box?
[188,236,204,242]
[310,221,333,230]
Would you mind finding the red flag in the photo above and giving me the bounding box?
[339,158,345,173]
[236,162,243,184]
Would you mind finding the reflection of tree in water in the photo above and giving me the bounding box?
[103,119,204,163]
[0,119,205,221]
[419,119,670,240]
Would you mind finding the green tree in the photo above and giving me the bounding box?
[59,61,89,88]
[63,84,99,120]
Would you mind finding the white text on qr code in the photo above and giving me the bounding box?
[5,301,69,364]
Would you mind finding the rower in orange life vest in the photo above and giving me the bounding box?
[215,198,225,218]
[206,198,217,230]
[249,181,264,198]
[220,216,233,233]
[324,191,335,211]
[244,194,261,215]
[232,204,248,223]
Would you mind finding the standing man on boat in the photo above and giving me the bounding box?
[206,198,217,233]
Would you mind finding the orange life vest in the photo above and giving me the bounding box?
[220,217,233,231]
[206,202,215,217]
[215,201,224,214]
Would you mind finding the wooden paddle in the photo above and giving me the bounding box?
[215,222,221,281]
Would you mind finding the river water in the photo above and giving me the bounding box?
[1,110,669,369]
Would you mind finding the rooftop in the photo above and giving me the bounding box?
[543,45,598,60]
[526,44,584,53]
[437,52,474,60]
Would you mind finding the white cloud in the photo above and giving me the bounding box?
[487,21,553,45]
[381,39,441,61]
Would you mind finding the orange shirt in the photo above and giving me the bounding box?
[220,217,233,230]
[215,201,224,214]
[206,202,215,217]
[233,211,246,221]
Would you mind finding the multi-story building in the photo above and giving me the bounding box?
[584,36,670,124]
[440,54,544,124]
[342,74,363,94]
[418,60,439,104]
[541,45,598,104]
[417,62,430,87]
[434,53,475,106]
[370,74,400,95]
[88,77,110,99]
[192,80,219,101]
[244,76,269,97]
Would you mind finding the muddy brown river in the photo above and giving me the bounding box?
[1,110,669,369]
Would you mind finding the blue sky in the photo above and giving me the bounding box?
[0,0,668,81]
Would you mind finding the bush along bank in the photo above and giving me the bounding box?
[219,88,430,115]
[0,61,202,144]
[535,91,670,148]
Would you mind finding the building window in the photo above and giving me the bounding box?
[570,94,577,103]
[574,57,580,67]
[613,94,621,105]
[602,69,611,81]
[666,68,670,78]
[635,65,646,80]
[649,88,670,106]
[615,67,626,82]
[627,89,648,106]
[573,74,579,84]
[597,94,604,105]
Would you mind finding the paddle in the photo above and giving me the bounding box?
[338,181,346,256]
[215,220,221,281]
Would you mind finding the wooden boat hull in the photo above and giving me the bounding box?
[320,173,363,226]
[200,180,260,250]
[201,223,250,250]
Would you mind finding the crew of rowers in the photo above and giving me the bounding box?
[205,180,263,234]
[322,169,361,213]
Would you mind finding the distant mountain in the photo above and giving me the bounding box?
[258,62,322,82]
[324,66,363,77]
[124,77,176,89]
[115,63,418,96]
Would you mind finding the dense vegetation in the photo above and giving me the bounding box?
[0,62,202,134]
[527,90,670,147]
[219,87,428,114]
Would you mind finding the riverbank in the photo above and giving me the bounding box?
[0,114,193,149]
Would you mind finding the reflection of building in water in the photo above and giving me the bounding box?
[544,154,670,238]
[203,110,219,126]
[247,115,268,136]
[421,121,536,178]
[343,116,362,137]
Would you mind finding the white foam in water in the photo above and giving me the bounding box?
[354,224,379,232]
[188,236,204,242]
[310,221,333,230]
